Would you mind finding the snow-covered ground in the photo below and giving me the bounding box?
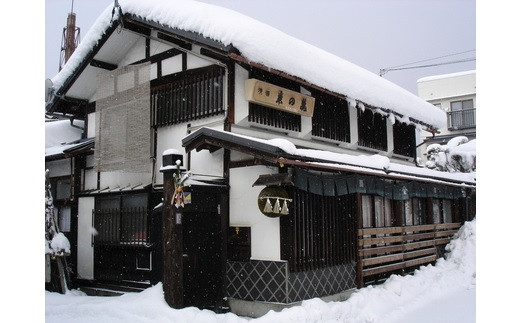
[45,220,476,323]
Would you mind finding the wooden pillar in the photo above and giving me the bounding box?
[355,193,364,289]
[161,152,184,309]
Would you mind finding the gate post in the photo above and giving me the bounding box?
[161,150,186,308]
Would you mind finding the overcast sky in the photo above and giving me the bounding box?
[45,0,476,95]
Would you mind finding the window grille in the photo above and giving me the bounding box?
[312,94,350,142]
[93,194,149,245]
[280,189,356,272]
[152,65,225,127]
[393,121,416,157]
[248,103,301,132]
[358,108,387,151]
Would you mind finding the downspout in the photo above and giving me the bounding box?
[414,130,436,167]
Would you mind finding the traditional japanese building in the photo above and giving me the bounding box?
[45,0,476,317]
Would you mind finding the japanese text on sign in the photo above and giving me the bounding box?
[245,78,315,117]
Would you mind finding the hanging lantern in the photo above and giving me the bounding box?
[258,186,292,217]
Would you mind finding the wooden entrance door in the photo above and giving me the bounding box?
[182,210,223,310]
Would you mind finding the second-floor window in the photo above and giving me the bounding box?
[152,65,225,127]
[312,93,350,143]
[448,99,475,130]
[393,121,416,157]
[358,108,387,151]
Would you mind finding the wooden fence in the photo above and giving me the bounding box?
[357,223,461,287]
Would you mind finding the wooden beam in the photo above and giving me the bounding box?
[90,59,118,71]
[157,31,192,50]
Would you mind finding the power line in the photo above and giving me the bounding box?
[380,57,476,76]
[385,49,475,70]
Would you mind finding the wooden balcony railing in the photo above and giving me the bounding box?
[357,223,461,287]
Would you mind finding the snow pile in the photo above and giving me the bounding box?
[46,220,476,322]
[426,136,476,173]
[49,232,71,255]
[51,0,445,129]
[256,219,476,323]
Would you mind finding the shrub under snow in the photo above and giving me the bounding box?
[425,136,476,173]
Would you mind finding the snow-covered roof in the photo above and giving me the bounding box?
[45,119,84,148]
[50,0,445,129]
[417,70,476,83]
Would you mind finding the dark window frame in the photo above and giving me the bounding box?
[357,108,388,151]
[93,193,150,245]
[151,64,225,127]
[312,92,350,143]
[361,194,395,228]
[393,121,416,157]
[448,99,475,130]
[49,176,72,201]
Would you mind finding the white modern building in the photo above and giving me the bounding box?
[417,70,476,158]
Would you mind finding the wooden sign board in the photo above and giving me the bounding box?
[245,78,315,117]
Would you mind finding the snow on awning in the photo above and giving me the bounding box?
[50,0,445,129]
[45,138,94,160]
[182,127,476,187]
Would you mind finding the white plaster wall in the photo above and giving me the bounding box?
[417,72,476,101]
[162,54,183,76]
[46,159,71,178]
[189,148,224,177]
[155,121,225,185]
[150,39,174,56]
[234,64,249,125]
[77,197,95,280]
[187,47,213,69]
[83,169,97,191]
[87,112,96,138]
[118,38,146,67]
[386,118,394,156]
[229,165,281,261]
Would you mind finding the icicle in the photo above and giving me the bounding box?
[263,198,273,213]
[273,198,281,214]
[281,199,289,215]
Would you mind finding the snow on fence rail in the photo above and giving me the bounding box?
[357,223,461,287]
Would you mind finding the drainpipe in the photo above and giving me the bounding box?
[414,130,436,167]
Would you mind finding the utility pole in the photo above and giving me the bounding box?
[160,150,190,308]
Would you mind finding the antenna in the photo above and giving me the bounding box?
[59,0,81,71]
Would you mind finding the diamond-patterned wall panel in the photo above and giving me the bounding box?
[226,260,288,303]
[287,262,356,303]
[226,260,356,304]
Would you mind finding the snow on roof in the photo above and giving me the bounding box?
[45,119,84,148]
[51,0,445,129]
[185,127,476,186]
[417,70,476,83]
